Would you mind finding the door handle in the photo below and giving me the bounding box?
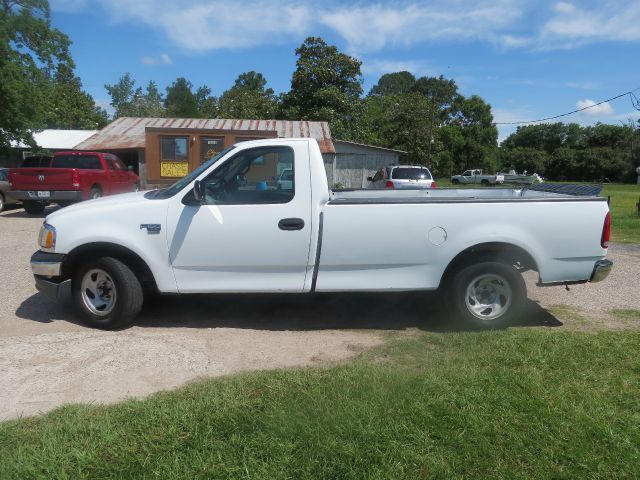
[278,218,305,231]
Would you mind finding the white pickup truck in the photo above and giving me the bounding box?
[31,138,612,330]
[451,169,504,185]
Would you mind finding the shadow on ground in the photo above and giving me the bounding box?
[0,205,60,218]
[16,285,562,332]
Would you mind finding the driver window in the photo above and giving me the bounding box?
[198,146,294,204]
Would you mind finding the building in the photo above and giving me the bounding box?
[1,129,99,167]
[67,117,406,188]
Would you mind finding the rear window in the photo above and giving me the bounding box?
[51,155,102,170]
[21,156,51,168]
[391,167,432,180]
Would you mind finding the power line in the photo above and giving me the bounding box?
[494,88,640,125]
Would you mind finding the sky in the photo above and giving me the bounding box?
[50,0,640,142]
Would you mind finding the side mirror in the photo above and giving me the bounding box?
[193,180,205,202]
[367,176,374,182]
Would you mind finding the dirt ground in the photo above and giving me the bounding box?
[1,205,639,420]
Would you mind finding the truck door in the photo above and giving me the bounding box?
[106,156,130,194]
[166,142,313,293]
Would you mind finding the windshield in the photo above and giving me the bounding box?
[392,167,432,180]
[152,146,235,199]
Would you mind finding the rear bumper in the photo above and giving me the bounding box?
[590,259,613,283]
[9,190,83,202]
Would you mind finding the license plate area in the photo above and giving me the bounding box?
[36,191,51,198]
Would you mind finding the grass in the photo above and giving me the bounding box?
[436,179,640,244]
[1,329,639,479]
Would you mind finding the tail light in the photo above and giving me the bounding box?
[431,181,437,188]
[601,212,610,248]
[384,180,394,189]
[8,171,13,187]
[71,170,80,188]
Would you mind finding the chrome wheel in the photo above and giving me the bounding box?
[81,268,117,316]
[465,273,512,321]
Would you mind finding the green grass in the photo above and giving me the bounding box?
[436,179,640,244]
[2,329,639,479]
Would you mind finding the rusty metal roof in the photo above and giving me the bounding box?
[74,117,335,153]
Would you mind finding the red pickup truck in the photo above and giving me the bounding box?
[8,151,140,215]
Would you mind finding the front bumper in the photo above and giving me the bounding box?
[31,251,67,302]
[590,259,613,283]
[9,190,83,202]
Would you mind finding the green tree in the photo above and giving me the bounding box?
[105,74,167,118]
[0,0,74,150]
[42,63,108,129]
[281,37,364,140]
[218,71,277,119]
[369,71,416,96]
[165,77,200,117]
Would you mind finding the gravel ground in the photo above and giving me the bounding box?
[1,205,638,420]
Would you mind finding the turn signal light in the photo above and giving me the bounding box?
[431,181,437,188]
[72,170,80,188]
[601,212,610,248]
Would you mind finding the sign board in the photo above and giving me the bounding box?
[200,137,225,164]
[160,161,189,178]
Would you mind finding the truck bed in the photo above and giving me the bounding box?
[330,184,605,204]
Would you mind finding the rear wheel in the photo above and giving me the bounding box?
[23,201,45,215]
[481,179,490,186]
[447,260,526,329]
[89,187,102,200]
[72,257,143,330]
[0,193,4,212]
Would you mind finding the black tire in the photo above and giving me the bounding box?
[23,201,45,215]
[72,257,143,330]
[452,179,460,185]
[481,179,490,186]
[0,192,4,212]
[447,260,526,329]
[89,187,102,200]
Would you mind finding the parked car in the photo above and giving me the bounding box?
[498,170,544,185]
[30,138,611,331]
[367,165,436,189]
[0,168,20,212]
[276,168,293,190]
[8,151,139,215]
[451,169,504,185]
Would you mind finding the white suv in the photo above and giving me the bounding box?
[367,165,436,189]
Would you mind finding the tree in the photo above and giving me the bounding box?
[218,71,276,119]
[43,63,108,129]
[164,77,199,117]
[105,74,166,118]
[0,0,74,150]
[369,71,416,96]
[281,37,364,140]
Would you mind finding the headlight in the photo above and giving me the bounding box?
[38,223,56,251]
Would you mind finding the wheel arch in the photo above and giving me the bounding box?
[440,241,538,288]
[63,242,157,292]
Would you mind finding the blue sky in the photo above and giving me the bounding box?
[50,0,640,142]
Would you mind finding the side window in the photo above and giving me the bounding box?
[194,146,294,205]
[107,158,116,170]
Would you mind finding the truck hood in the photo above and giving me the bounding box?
[45,191,154,223]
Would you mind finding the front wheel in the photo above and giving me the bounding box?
[447,261,526,329]
[72,257,143,329]
[452,179,460,185]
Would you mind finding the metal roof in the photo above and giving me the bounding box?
[333,139,407,154]
[12,129,99,149]
[74,117,335,153]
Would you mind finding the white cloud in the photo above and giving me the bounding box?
[100,0,312,51]
[576,99,615,116]
[141,53,172,65]
[319,1,523,53]
[540,1,640,49]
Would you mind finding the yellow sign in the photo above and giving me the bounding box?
[160,161,189,178]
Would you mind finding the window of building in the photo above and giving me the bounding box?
[160,136,189,177]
